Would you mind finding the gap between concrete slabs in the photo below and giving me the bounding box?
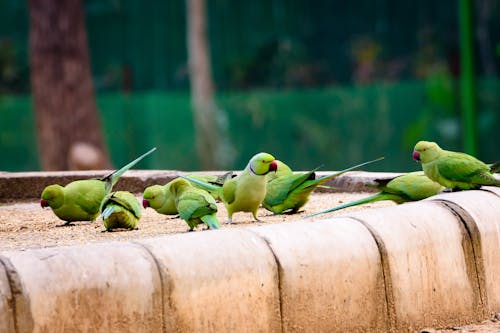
[429,189,500,314]
[343,201,485,332]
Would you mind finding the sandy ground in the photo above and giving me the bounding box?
[0,192,392,252]
[2,192,500,332]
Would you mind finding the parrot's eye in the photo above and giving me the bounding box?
[423,148,427,152]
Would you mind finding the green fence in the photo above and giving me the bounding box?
[1,78,499,172]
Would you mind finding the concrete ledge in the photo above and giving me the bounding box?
[1,183,500,332]
[248,219,388,332]
[429,190,500,314]
[0,261,15,333]
[136,229,281,332]
[0,170,401,201]
[343,201,484,331]
[0,242,163,332]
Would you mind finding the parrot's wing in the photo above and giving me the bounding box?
[108,191,142,218]
[489,161,500,173]
[222,177,237,205]
[437,154,489,183]
[67,180,106,216]
[266,171,316,206]
[177,197,200,221]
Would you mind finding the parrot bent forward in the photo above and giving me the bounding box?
[100,191,141,231]
[181,152,278,224]
[305,171,444,218]
[264,157,384,214]
[40,147,156,224]
[169,178,220,231]
[413,141,500,190]
[142,172,234,215]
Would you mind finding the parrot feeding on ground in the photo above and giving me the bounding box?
[40,147,156,225]
[413,141,500,190]
[100,191,141,231]
[181,152,278,224]
[168,178,220,231]
[264,157,384,214]
[142,172,235,215]
[305,171,444,218]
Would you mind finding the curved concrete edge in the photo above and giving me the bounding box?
[0,242,163,333]
[0,260,15,333]
[0,190,499,332]
[428,189,500,314]
[335,200,485,332]
[247,219,389,332]
[0,170,402,201]
[135,229,282,332]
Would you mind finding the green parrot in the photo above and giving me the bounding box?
[413,141,500,190]
[142,172,234,215]
[264,157,384,214]
[305,171,444,218]
[181,152,278,224]
[100,191,141,231]
[40,147,156,225]
[142,182,178,216]
[169,178,220,231]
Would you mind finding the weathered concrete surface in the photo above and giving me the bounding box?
[429,190,500,314]
[0,261,15,333]
[248,219,388,332]
[346,201,484,332]
[136,229,281,333]
[0,242,163,333]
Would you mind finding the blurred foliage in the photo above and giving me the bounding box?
[1,79,499,172]
[0,0,499,172]
[1,0,499,92]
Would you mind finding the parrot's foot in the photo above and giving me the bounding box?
[187,228,194,232]
[55,221,74,227]
[225,218,233,224]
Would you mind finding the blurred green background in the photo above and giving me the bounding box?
[0,0,499,171]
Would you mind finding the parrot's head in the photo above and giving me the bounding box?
[267,160,292,182]
[142,185,166,209]
[40,184,64,209]
[248,152,278,176]
[413,141,441,163]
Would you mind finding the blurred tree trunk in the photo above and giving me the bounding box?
[29,0,111,170]
[186,0,233,169]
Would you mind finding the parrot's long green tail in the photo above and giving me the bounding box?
[201,214,220,229]
[303,192,398,218]
[314,156,385,185]
[103,147,157,189]
[180,176,222,194]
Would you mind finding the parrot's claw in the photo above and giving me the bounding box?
[225,219,232,224]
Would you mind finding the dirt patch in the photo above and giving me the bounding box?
[0,192,393,252]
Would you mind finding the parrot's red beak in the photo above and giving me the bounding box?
[412,151,421,162]
[40,199,49,208]
[269,160,278,172]
[142,199,150,208]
